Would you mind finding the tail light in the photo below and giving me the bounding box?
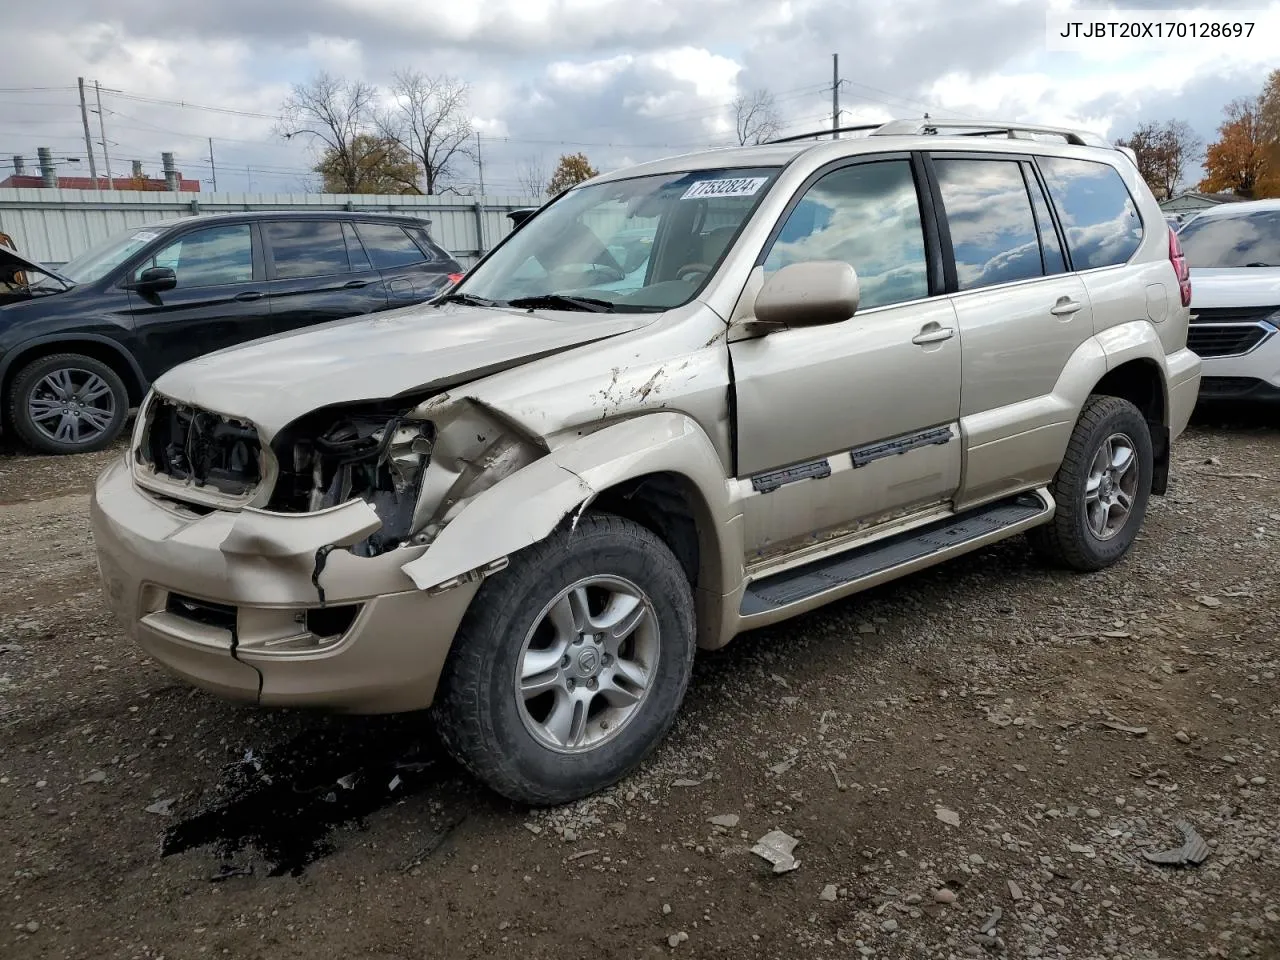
[1168,227,1191,308]
[447,272,465,285]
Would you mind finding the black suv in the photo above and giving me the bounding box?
[0,211,463,454]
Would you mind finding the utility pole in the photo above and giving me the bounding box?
[77,77,100,190]
[831,54,841,139]
[93,80,114,189]
[208,138,217,192]
[476,132,485,196]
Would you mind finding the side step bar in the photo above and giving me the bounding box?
[740,491,1053,618]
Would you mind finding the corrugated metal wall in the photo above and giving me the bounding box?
[0,189,541,267]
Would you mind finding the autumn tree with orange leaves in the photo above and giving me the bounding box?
[1199,70,1280,199]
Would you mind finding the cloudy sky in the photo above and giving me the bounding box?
[0,0,1276,197]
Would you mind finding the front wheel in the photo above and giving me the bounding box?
[434,514,696,806]
[8,353,130,455]
[1029,395,1153,571]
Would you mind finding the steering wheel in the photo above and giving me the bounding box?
[676,262,713,283]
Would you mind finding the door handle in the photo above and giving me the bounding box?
[912,325,955,345]
[234,290,265,301]
[343,279,370,289]
[1050,297,1083,316]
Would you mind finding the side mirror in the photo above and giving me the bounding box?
[131,266,177,293]
[754,260,860,328]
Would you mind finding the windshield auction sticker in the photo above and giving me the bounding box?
[681,177,769,200]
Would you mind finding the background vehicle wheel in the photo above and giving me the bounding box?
[434,513,696,806]
[8,353,129,455]
[1029,395,1153,572]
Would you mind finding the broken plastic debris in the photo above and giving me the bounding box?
[1099,720,1148,737]
[708,814,740,828]
[1142,819,1210,867]
[935,806,961,828]
[145,798,175,816]
[751,829,801,874]
[336,773,359,790]
[388,775,402,792]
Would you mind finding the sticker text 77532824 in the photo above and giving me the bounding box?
[681,177,769,200]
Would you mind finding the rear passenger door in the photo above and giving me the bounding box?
[926,153,1095,508]
[263,220,388,336]
[356,220,456,306]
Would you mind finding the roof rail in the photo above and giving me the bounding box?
[869,117,1112,149]
[765,124,883,144]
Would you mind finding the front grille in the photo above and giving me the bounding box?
[137,396,263,497]
[1190,306,1279,324]
[1187,323,1274,358]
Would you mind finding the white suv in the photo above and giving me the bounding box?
[1178,198,1280,402]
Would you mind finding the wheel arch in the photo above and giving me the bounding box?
[400,412,742,648]
[1092,324,1174,495]
[0,334,149,413]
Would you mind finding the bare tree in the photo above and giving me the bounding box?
[733,89,782,145]
[517,155,548,197]
[382,71,474,195]
[1116,119,1203,199]
[276,72,378,193]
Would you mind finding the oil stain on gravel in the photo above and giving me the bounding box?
[161,718,448,876]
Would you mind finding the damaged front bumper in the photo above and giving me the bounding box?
[91,456,480,713]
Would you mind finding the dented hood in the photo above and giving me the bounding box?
[152,301,656,438]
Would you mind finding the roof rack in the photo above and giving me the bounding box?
[765,117,1118,151]
[869,117,1111,148]
[766,124,883,144]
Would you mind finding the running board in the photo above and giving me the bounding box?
[740,491,1053,617]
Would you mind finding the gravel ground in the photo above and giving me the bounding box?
[0,411,1277,960]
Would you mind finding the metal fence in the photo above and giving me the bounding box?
[0,189,542,268]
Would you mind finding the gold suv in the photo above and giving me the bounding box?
[91,118,1202,805]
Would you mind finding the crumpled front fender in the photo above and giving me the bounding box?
[400,412,736,593]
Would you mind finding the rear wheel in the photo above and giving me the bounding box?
[8,353,130,455]
[1029,395,1153,571]
[434,514,696,806]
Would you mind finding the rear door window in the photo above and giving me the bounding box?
[1036,156,1143,270]
[357,222,428,270]
[933,157,1043,290]
[265,221,351,279]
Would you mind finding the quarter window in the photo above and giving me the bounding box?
[136,224,253,288]
[934,158,1043,291]
[266,221,350,279]
[357,222,428,270]
[763,160,929,309]
[1037,156,1143,269]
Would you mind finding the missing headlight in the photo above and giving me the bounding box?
[269,408,434,557]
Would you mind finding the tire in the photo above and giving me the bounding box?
[434,513,696,806]
[8,353,130,455]
[1029,395,1153,571]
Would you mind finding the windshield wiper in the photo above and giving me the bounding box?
[505,294,616,313]
[438,292,498,307]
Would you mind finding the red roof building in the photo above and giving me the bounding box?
[0,174,201,192]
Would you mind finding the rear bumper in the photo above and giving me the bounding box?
[91,455,480,713]
[1165,347,1202,441]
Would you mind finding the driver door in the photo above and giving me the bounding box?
[729,156,963,561]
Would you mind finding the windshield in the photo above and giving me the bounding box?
[456,167,781,312]
[52,224,169,285]
[1178,209,1280,268]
